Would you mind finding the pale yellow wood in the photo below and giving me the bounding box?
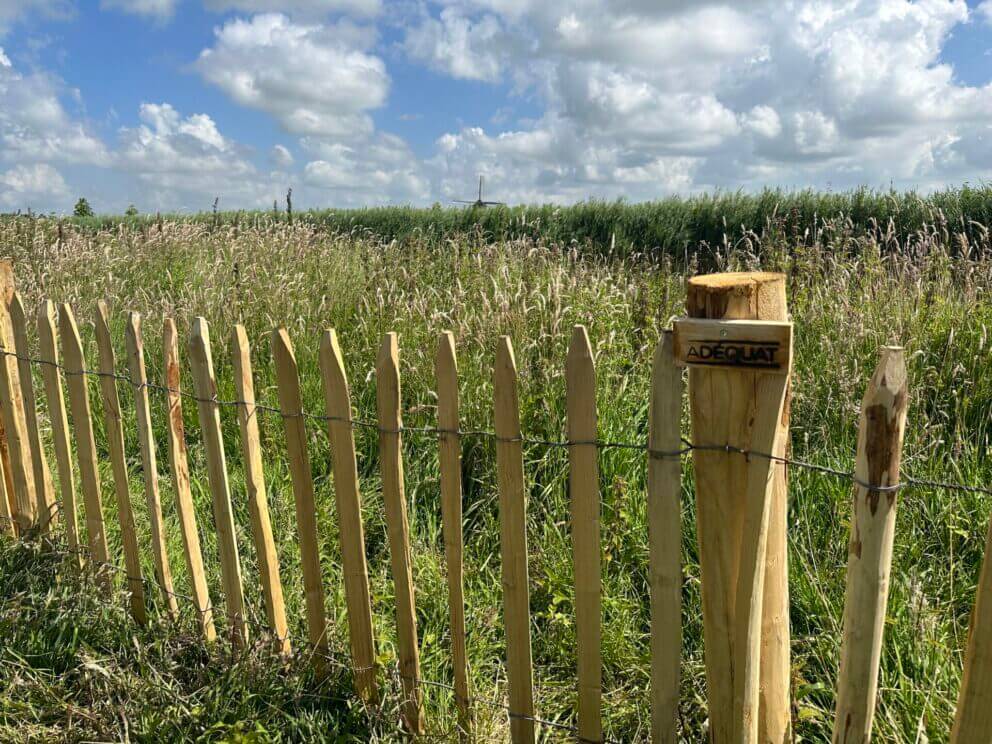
[672,318,792,375]
[189,317,247,647]
[647,330,682,744]
[58,304,111,581]
[951,507,992,742]
[162,318,216,642]
[318,328,377,701]
[10,293,57,531]
[686,272,793,744]
[0,429,13,537]
[270,328,328,670]
[230,324,290,654]
[435,331,471,737]
[36,301,82,564]
[124,312,179,618]
[375,332,425,734]
[494,336,536,744]
[832,347,909,744]
[94,300,147,624]
[0,275,38,531]
[566,325,602,744]
[0,263,20,534]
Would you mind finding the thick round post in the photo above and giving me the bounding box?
[189,317,247,647]
[59,305,111,580]
[566,325,602,743]
[832,347,908,744]
[94,301,147,624]
[494,336,536,744]
[951,507,992,741]
[36,301,81,561]
[648,330,682,743]
[125,312,178,617]
[271,328,329,671]
[10,293,56,531]
[231,325,290,654]
[375,332,425,734]
[435,331,471,737]
[319,329,377,702]
[685,271,791,743]
[163,319,216,642]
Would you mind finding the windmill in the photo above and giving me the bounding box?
[453,176,505,208]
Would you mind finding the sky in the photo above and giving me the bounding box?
[1,0,992,213]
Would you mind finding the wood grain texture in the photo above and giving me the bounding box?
[94,300,147,624]
[375,332,425,734]
[0,262,19,533]
[686,271,792,744]
[566,325,602,744]
[189,317,247,647]
[230,325,290,654]
[58,304,111,581]
[162,319,216,642]
[435,331,470,737]
[271,328,328,670]
[0,275,38,531]
[125,312,178,618]
[647,330,682,743]
[951,506,992,742]
[494,336,536,744]
[9,292,56,531]
[36,301,81,563]
[318,328,377,701]
[832,347,908,744]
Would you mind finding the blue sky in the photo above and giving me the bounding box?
[1,0,992,213]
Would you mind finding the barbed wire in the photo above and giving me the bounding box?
[0,346,986,497]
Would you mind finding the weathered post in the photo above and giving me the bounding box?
[675,271,793,743]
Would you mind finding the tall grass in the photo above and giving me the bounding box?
[0,212,990,741]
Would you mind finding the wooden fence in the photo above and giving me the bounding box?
[1,263,991,743]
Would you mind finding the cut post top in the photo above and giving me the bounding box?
[687,271,787,322]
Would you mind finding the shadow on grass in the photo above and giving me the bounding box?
[0,537,388,743]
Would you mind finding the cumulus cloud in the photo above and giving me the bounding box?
[403,8,511,82]
[204,0,381,19]
[195,13,388,138]
[0,0,73,37]
[271,144,294,167]
[0,163,68,207]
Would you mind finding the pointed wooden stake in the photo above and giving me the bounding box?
[833,347,909,744]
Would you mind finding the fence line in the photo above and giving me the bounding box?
[1,277,991,742]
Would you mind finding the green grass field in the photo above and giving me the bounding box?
[1,203,991,742]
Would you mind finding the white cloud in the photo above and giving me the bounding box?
[403,8,510,82]
[980,1,992,26]
[271,144,294,167]
[204,0,381,19]
[195,13,388,138]
[0,0,73,37]
[0,163,68,207]
[100,0,176,20]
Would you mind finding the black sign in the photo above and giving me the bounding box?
[685,339,781,369]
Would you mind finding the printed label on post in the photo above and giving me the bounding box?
[672,318,792,374]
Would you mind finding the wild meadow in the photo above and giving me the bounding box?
[0,204,991,741]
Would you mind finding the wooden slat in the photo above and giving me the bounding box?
[375,332,425,734]
[318,328,377,701]
[189,317,247,647]
[0,279,38,531]
[566,325,602,744]
[951,507,992,741]
[10,293,57,531]
[124,312,178,618]
[493,336,536,744]
[270,328,329,670]
[94,300,147,624]
[0,430,13,536]
[37,300,82,564]
[58,304,111,587]
[832,347,909,744]
[435,331,470,736]
[162,318,216,642]
[230,324,290,653]
[0,262,20,534]
[647,330,682,743]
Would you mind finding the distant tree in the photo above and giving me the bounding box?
[73,198,94,217]
[125,204,139,217]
